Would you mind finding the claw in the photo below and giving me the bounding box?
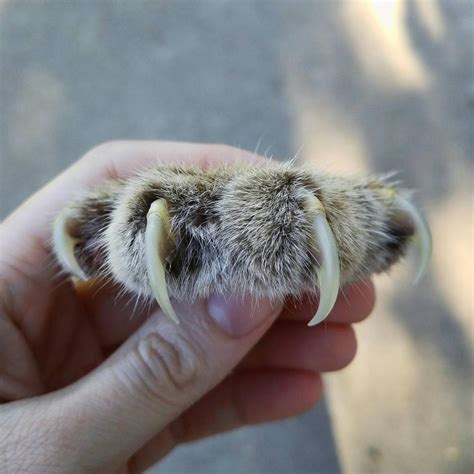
[53,208,87,280]
[392,195,432,285]
[145,199,180,324]
[306,196,341,326]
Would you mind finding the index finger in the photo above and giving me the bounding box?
[2,141,264,246]
[0,141,266,294]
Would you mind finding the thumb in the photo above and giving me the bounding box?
[65,296,282,469]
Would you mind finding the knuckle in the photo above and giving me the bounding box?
[133,332,206,405]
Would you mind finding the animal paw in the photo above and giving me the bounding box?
[52,164,432,326]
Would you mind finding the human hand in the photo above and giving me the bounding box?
[0,142,375,473]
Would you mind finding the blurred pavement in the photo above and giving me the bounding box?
[1,1,473,473]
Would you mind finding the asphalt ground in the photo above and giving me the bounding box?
[1,1,472,472]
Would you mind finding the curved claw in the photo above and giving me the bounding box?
[145,199,180,325]
[392,195,432,285]
[53,208,87,280]
[306,196,341,326]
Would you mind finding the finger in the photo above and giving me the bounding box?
[281,280,376,324]
[52,296,283,470]
[129,369,322,472]
[82,277,374,352]
[240,321,357,373]
[1,141,264,276]
[76,279,154,351]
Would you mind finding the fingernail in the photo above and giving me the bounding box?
[208,295,281,337]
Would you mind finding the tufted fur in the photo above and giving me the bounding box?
[57,163,413,301]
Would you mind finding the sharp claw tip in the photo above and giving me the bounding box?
[166,311,181,325]
[307,311,328,327]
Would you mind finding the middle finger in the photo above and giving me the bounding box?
[240,320,357,373]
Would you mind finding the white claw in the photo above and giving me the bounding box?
[145,199,180,325]
[306,196,341,326]
[53,208,87,280]
[392,195,432,285]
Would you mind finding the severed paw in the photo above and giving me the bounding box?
[52,163,432,326]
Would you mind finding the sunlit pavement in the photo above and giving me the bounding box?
[1,1,472,472]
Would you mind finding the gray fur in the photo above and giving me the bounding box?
[56,163,413,301]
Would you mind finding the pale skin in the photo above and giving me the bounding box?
[0,142,375,473]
